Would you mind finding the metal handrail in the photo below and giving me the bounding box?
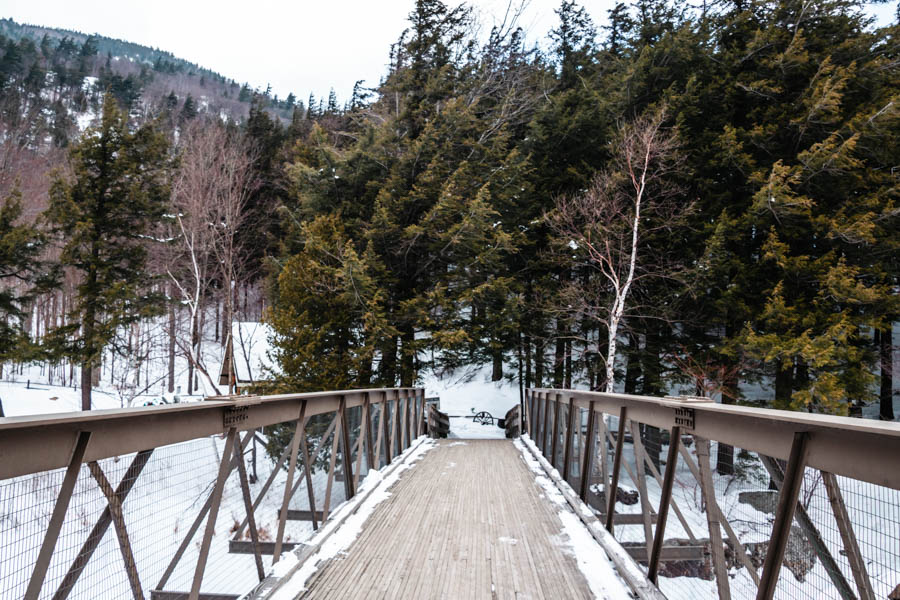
[527,387,900,489]
[0,387,421,480]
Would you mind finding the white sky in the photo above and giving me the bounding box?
[2,0,895,105]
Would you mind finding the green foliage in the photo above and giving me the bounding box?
[44,94,172,383]
[0,190,53,361]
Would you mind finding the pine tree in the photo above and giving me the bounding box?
[179,94,198,124]
[45,94,172,410]
[0,190,52,362]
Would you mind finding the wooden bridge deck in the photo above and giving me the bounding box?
[296,439,600,600]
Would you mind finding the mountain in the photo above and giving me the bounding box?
[0,16,299,141]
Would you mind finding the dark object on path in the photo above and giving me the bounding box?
[473,411,493,425]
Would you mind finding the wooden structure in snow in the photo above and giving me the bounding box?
[218,322,277,391]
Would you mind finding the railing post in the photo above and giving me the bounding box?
[274,401,306,563]
[756,432,810,600]
[542,391,551,456]
[233,436,265,582]
[551,393,561,468]
[384,391,393,464]
[25,431,91,600]
[563,396,576,483]
[417,389,425,438]
[648,426,681,584]
[189,427,237,600]
[695,437,731,600]
[606,407,627,533]
[579,402,597,501]
[364,392,375,470]
[340,395,355,500]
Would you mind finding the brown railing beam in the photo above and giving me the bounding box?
[86,461,144,600]
[823,471,875,600]
[551,394,561,469]
[648,426,681,584]
[756,432,809,600]
[273,401,307,563]
[189,427,237,600]
[233,437,265,581]
[340,394,355,500]
[606,408,627,533]
[26,431,91,600]
[579,402,597,501]
[562,397,576,483]
[53,448,153,600]
[760,452,855,600]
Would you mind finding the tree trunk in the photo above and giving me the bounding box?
[623,332,640,395]
[400,326,415,387]
[774,361,793,409]
[524,333,533,389]
[640,323,662,472]
[534,336,544,388]
[553,319,565,388]
[168,284,176,393]
[81,362,92,411]
[492,341,503,382]
[881,324,895,421]
[380,335,398,386]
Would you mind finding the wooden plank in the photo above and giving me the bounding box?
[551,394,561,469]
[273,402,307,562]
[292,440,613,600]
[623,544,706,562]
[283,509,326,522]
[189,428,237,600]
[229,541,298,555]
[760,454,855,600]
[322,401,343,522]
[579,403,596,501]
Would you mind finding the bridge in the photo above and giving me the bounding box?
[1,388,898,600]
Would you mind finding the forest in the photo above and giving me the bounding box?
[0,0,897,421]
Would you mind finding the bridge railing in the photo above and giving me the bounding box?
[524,388,900,600]
[0,387,426,600]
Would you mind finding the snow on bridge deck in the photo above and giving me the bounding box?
[268,439,631,600]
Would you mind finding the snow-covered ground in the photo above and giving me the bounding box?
[420,363,519,439]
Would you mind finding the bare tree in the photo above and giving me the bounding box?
[166,118,258,395]
[549,107,686,393]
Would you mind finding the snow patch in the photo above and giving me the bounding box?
[514,438,633,600]
[269,438,436,599]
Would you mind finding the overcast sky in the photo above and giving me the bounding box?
[3,0,896,105]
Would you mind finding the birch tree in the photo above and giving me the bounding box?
[550,107,684,393]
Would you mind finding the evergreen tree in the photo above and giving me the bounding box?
[45,94,171,410]
[0,190,53,362]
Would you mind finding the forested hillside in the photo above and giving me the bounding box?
[0,0,897,421]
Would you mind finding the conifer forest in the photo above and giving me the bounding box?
[0,0,897,420]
